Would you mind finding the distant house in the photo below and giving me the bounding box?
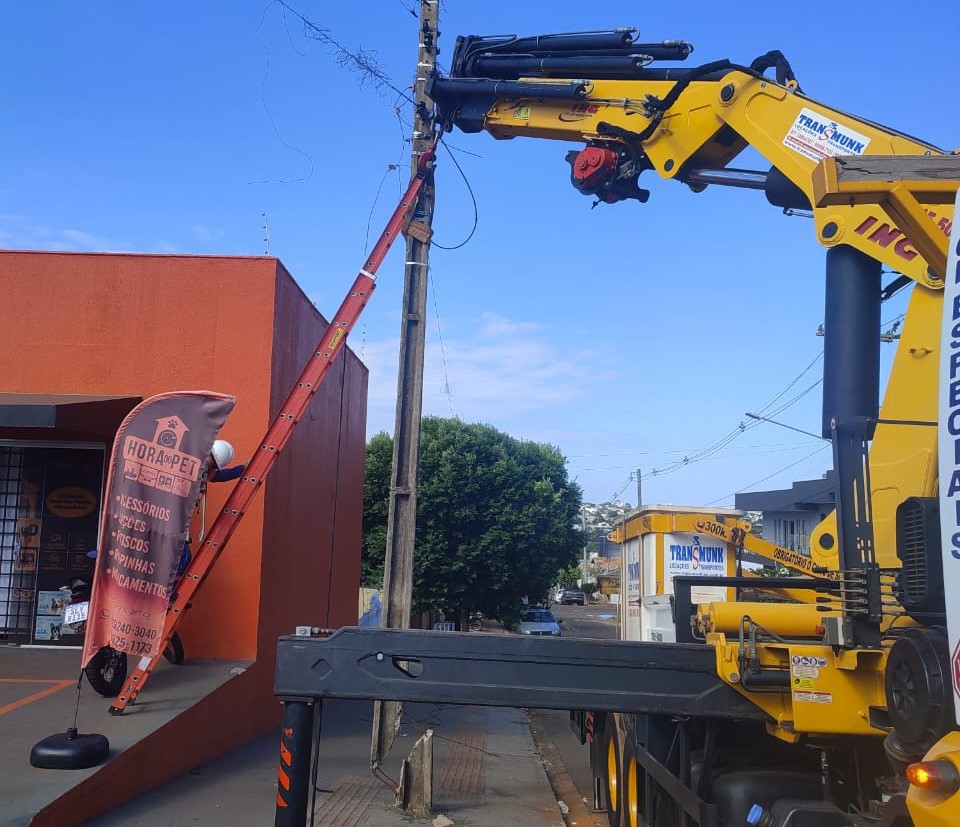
[594,556,621,602]
[735,472,836,555]
[596,535,621,558]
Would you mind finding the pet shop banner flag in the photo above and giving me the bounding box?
[82,392,235,668]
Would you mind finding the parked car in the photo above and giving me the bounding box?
[517,608,561,636]
[559,587,585,606]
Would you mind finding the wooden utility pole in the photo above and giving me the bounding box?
[370,0,439,800]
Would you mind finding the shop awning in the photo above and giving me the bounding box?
[0,394,141,434]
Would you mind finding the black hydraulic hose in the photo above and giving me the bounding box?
[429,76,590,104]
[633,59,734,141]
[471,55,654,79]
[628,55,803,144]
[462,31,639,61]
[750,49,800,90]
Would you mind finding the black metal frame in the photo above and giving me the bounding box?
[276,626,768,719]
[0,446,40,643]
[273,627,770,825]
[633,715,719,827]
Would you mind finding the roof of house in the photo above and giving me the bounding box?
[735,471,836,513]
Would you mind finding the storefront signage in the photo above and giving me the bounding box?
[82,391,234,666]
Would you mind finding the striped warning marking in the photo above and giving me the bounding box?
[0,679,75,716]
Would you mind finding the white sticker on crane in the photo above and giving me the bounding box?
[794,690,833,704]
[782,107,871,162]
[937,188,960,727]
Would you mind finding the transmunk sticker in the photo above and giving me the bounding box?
[783,107,871,162]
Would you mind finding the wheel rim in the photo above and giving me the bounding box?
[102,660,117,682]
[606,733,618,811]
[626,752,639,827]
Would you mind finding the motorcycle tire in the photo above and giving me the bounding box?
[163,632,185,665]
[84,646,128,697]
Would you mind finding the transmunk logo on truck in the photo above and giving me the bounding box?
[669,536,724,574]
[783,106,871,162]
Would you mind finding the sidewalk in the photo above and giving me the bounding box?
[78,699,565,827]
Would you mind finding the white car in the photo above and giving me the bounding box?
[517,608,561,636]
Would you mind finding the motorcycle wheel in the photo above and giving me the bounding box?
[84,646,128,697]
[163,632,185,665]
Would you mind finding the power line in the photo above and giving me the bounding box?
[703,444,831,507]
[602,349,826,498]
[276,1,416,105]
[430,274,456,417]
[756,351,823,415]
[572,442,823,472]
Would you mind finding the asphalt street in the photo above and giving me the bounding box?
[529,601,618,827]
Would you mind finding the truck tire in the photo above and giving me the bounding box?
[622,740,646,827]
[601,721,623,827]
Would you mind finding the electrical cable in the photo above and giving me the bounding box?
[703,444,831,507]
[755,352,823,416]
[430,137,480,250]
[276,1,416,105]
[430,275,456,416]
[250,3,316,185]
[600,351,827,497]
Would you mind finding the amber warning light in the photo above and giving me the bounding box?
[906,760,960,794]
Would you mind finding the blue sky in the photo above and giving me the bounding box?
[3,2,956,507]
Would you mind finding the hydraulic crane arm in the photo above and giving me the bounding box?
[428,30,952,286]
[275,626,767,719]
[428,29,956,579]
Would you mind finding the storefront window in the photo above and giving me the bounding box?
[0,444,104,645]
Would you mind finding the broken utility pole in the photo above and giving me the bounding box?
[370,0,439,806]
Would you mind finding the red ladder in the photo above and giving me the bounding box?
[109,140,437,714]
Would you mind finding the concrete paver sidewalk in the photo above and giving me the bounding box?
[79,699,565,827]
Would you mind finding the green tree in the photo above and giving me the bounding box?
[555,564,582,588]
[361,431,393,587]
[362,418,582,623]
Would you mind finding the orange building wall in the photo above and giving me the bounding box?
[0,251,366,660]
[256,266,367,657]
[2,251,368,825]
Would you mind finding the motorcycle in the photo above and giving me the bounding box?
[64,562,185,698]
[61,578,128,697]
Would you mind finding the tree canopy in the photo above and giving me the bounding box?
[362,417,583,621]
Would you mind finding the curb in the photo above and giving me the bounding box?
[527,709,605,827]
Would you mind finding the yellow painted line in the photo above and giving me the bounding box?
[0,679,76,716]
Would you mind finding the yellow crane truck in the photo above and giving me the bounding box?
[274,29,959,827]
